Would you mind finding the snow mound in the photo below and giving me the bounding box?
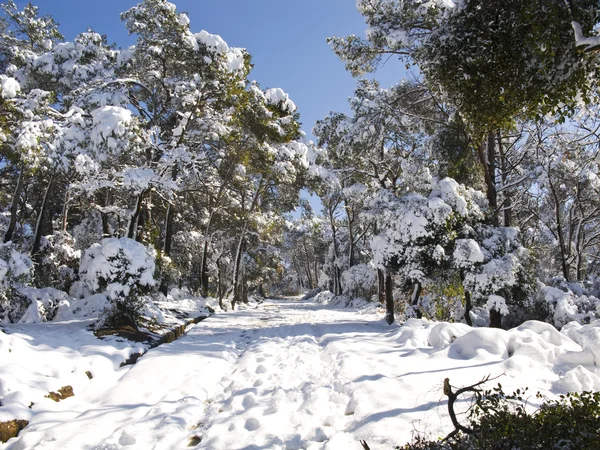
[54,293,111,321]
[16,287,69,323]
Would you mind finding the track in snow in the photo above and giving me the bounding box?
[199,299,369,449]
[7,298,394,450]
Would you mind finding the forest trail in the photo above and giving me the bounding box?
[7,298,404,450]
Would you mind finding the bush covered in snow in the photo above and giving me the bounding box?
[0,243,34,323]
[519,279,600,329]
[76,238,156,328]
[340,263,375,299]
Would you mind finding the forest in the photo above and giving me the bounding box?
[2,0,599,333]
[2,0,600,447]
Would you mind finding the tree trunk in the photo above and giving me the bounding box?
[345,198,355,267]
[489,308,502,328]
[32,172,56,256]
[411,281,422,319]
[377,268,385,304]
[4,166,24,243]
[200,239,210,297]
[216,257,224,309]
[477,133,498,226]
[549,179,570,281]
[127,190,147,239]
[463,289,473,326]
[498,132,512,227]
[385,272,394,325]
[162,165,178,253]
[231,230,246,309]
[160,198,176,296]
[61,188,71,232]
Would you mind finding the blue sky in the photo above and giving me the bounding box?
[20,0,402,142]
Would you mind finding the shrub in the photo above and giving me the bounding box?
[0,243,33,323]
[396,385,600,450]
[78,238,156,328]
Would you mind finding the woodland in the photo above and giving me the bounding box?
[1,1,600,449]
[2,0,599,331]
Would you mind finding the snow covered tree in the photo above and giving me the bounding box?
[330,0,599,225]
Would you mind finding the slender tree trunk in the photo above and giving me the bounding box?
[303,240,314,288]
[61,188,71,232]
[498,132,512,227]
[231,229,246,309]
[477,133,498,226]
[328,204,342,295]
[385,272,394,325]
[162,166,179,255]
[200,209,216,297]
[344,199,355,267]
[549,179,570,281]
[163,203,175,255]
[292,257,305,290]
[377,268,385,304]
[127,190,147,239]
[32,171,56,256]
[464,289,473,326]
[216,257,224,309]
[4,166,24,243]
[411,281,422,319]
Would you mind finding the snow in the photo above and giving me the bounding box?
[2,297,600,449]
[571,20,600,52]
[0,76,20,99]
[78,238,156,300]
[90,106,132,152]
[265,87,297,113]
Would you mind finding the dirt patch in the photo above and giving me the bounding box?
[94,324,154,343]
[188,435,202,446]
[0,419,28,443]
[45,385,74,402]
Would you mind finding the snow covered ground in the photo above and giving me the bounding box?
[2,296,600,449]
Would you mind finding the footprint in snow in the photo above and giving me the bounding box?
[255,365,267,374]
[244,417,261,431]
[242,394,256,409]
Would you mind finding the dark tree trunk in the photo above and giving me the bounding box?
[216,257,224,309]
[127,190,147,240]
[231,232,246,309]
[200,239,210,297]
[411,281,422,319]
[377,268,385,304]
[498,133,512,227]
[32,172,56,257]
[4,166,24,243]
[477,133,498,226]
[489,308,502,328]
[385,272,394,325]
[61,188,70,232]
[464,290,473,326]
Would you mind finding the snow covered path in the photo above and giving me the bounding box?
[4,297,598,449]
[7,298,397,450]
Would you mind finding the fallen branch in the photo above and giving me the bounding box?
[443,374,504,440]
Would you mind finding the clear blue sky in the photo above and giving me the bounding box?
[18,0,402,142]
